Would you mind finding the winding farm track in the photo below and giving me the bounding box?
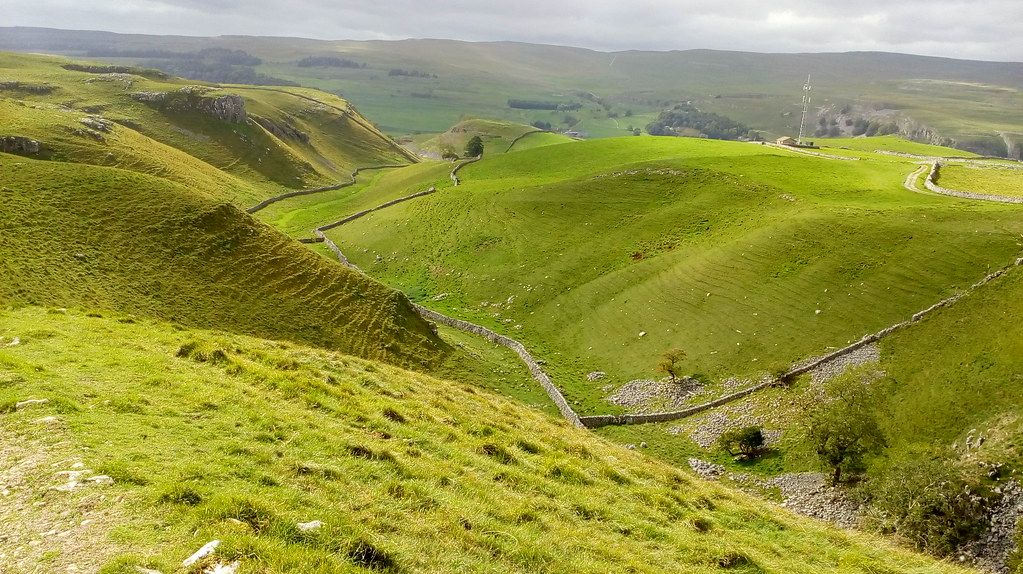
[903,163,930,193]
[254,146,1023,429]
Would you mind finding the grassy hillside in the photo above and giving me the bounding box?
[408,118,567,158]
[936,163,1023,197]
[0,51,412,205]
[0,306,975,573]
[319,136,1023,414]
[5,28,1022,156]
[0,152,446,368]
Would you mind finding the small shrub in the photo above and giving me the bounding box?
[863,453,990,557]
[717,426,766,459]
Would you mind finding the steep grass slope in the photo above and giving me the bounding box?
[323,136,1023,413]
[0,153,443,367]
[0,306,974,574]
[0,51,412,205]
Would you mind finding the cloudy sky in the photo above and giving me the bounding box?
[6,0,1023,61]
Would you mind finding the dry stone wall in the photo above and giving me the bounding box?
[303,158,584,427]
[247,164,409,214]
[580,256,1023,429]
[925,162,1023,204]
[450,156,481,186]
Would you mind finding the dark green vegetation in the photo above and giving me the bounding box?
[0,307,975,573]
[4,27,1022,156]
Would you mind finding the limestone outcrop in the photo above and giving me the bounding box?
[0,136,41,155]
[131,87,248,124]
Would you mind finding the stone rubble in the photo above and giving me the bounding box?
[963,481,1023,574]
[606,377,703,414]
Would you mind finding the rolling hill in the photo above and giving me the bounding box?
[2,27,1022,156]
[0,51,445,369]
[0,305,976,573]
[313,136,1023,413]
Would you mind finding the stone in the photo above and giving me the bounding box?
[0,136,41,155]
[182,540,220,567]
[86,475,114,485]
[207,561,239,574]
[586,371,606,381]
[79,117,114,132]
[297,520,323,532]
[15,398,48,410]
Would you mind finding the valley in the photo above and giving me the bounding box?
[2,36,1023,574]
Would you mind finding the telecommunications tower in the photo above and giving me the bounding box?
[796,74,812,145]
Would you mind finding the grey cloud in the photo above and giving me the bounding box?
[5,0,1022,61]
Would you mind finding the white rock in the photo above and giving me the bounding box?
[87,475,114,485]
[638,331,646,337]
[182,540,220,567]
[297,520,323,532]
[15,398,48,410]
[5,337,19,347]
[206,562,239,574]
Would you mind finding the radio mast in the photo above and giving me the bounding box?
[796,73,812,145]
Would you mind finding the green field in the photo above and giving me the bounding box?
[407,118,572,158]
[313,136,1023,415]
[0,306,975,573]
[937,163,1023,197]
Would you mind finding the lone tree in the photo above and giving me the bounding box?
[657,348,686,384]
[464,135,484,158]
[718,426,765,459]
[804,377,887,484]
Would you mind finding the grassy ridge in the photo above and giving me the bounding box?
[0,306,974,573]
[322,137,1023,413]
[0,51,412,204]
[0,152,444,368]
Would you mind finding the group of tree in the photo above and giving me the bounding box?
[296,55,366,69]
[141,59,297,86]
[852,118,900,137]
[531,120,553,131]
[654,344,998,560]
[388,68,437,78]
[646,103,750,140]
[464,136,484,158]
[508,99,582,111]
